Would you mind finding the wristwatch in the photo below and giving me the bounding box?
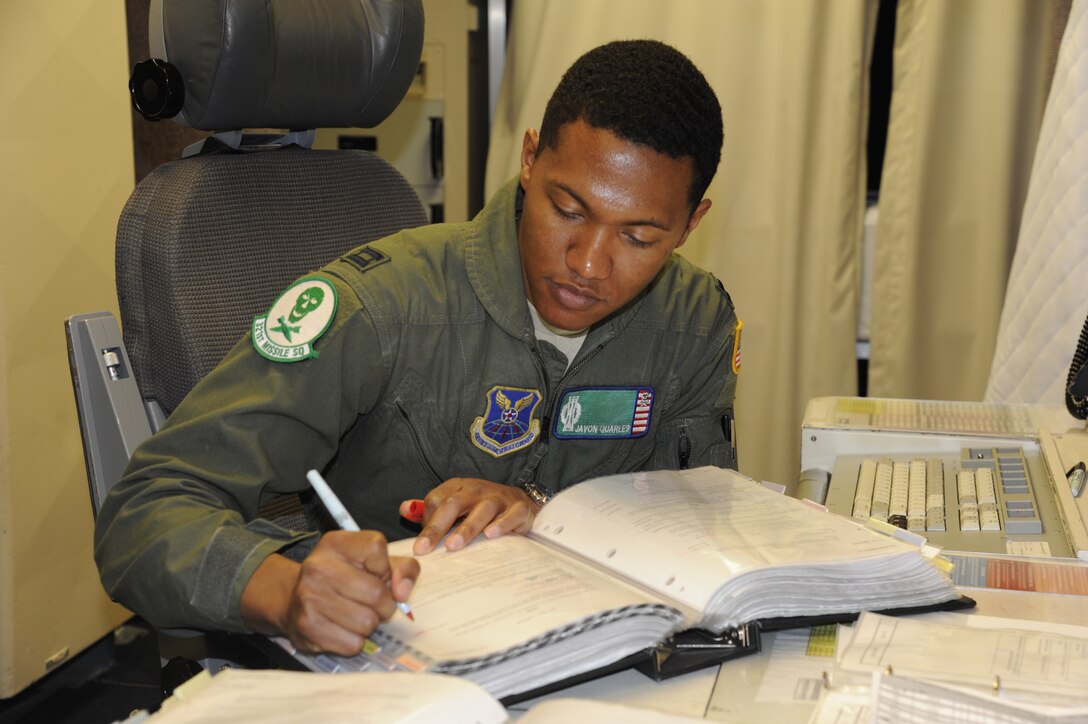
[521,481,553,508]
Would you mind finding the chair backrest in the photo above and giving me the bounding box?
[67,0,426,520]
[119,148,426,417]
[121,0,427,420]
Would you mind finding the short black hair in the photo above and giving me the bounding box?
[539,39,723,208]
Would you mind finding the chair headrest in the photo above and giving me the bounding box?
[141,0,424,131]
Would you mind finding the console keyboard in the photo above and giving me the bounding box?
[844,447,1042,537]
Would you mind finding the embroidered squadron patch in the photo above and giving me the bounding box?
[731,320,743,374]
[470,386,542,458]
[251,276,338,362]
[553,387,654,439]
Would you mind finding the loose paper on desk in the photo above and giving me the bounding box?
[144,669,506,724]
[837,611,1088,704]
[870,671,1088,724]
[518,698,704,723]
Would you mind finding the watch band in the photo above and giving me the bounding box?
[521,481,553,507]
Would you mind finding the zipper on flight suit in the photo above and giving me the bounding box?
[514,341,608,490]
[678,427,691,470]
[532,343,606,442]
[395,402,443,484]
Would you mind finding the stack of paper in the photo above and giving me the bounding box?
[811,611,1088,723]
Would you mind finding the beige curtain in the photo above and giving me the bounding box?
[486,1,876,485]
[985,0,1084,406]
[869,0,1068,401]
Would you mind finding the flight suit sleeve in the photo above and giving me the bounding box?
[93,271,385,634]
[646,290,740,472]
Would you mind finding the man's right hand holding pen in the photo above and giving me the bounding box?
[240,474,538,656]
[240,469,419,657]
[240,531,419,657]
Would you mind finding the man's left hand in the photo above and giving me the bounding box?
[399,478,538,555]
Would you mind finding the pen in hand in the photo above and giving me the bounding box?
[306,469,415,621]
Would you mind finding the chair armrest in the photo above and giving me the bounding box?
[65,312,154,518]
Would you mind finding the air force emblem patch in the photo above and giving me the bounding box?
[252,276,338,362]
[470,386,542,458]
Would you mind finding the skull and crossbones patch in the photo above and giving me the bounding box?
[252,276,338,362]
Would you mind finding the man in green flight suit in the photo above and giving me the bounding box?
[95,39,741,659]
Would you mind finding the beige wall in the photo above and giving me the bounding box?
[315,0,474,223]
[0,2,134,697]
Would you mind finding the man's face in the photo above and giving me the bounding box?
[518,119,711,332]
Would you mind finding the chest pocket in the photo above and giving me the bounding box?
[389,372,448,485]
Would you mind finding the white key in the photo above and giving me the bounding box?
[980,508,1001,531]
[976,467,997,505]
[957,470,977,506]
[907,459,927,530]
[890,461,909,517]
[957,470,981,531]
[853,458,876,520]
[926,460,945,531]
[960,506,981,531]
[871,459,893,521]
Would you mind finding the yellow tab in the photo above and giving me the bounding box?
[805,624,838,657]
[931,555,954,573]
[362,639,381,655]
[731,320,743,373]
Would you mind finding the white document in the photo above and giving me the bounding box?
[377,534,682,699]
[383,534,674,663]
[870,672,1088,724]
[838,612,1088,704]
[145,669,507,724]
[518,697,705,723]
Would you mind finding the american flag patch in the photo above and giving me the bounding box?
[631,389,654,435]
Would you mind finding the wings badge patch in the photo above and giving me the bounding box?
[470,386,542,458]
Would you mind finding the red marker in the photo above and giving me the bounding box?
[403,498,426,524]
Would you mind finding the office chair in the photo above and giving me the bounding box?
[67,0,428,525]
[66,0,428,690]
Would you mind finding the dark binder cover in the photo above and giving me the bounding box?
[632,593,975,683]
[636,622,762,681]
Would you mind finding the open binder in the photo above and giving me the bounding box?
[276,467,971,702]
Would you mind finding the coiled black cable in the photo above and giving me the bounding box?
[1065,311,1088,419]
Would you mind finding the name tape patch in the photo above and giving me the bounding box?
[252,276,338,362]
[553,387,654,439]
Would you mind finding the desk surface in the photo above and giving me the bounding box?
[509,586,1088,721]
